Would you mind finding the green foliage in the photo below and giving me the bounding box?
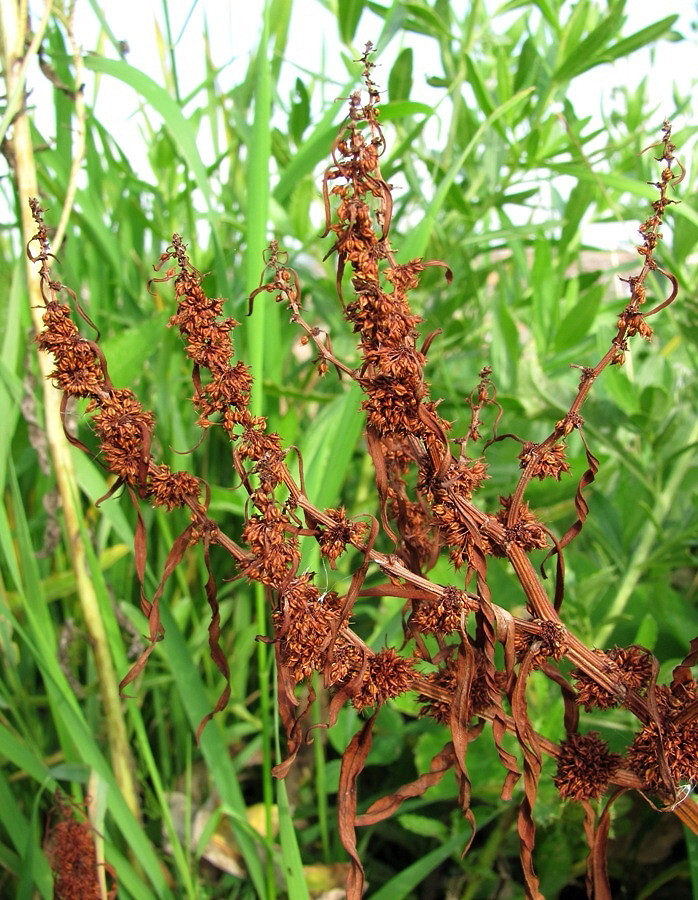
[1,1,697,897]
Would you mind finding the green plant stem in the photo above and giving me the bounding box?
[245,12,272,419]
[256,582,277,899]
[50,6,87,255]
[245,9,277,896]
[595,417,698,647]
[312,672,331,862]
[160,0,181,103]
[0,0,140,821]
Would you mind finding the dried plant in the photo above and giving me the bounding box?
[28,45,697,900]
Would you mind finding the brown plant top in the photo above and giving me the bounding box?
[29,45,697,900]
[44,792,116,900]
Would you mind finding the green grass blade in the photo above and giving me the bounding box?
[298,382,365,511]
[277,779,311,899]
[273,85,355,206]
[0,768,51,897]
[81,54,226,285]
[0,260,25,495]
[245,7,275,414]
[4,464,174,897]
[599,15,679,65]
[553,4,623,80]
[157,603,268,897]
[369,829,467,899]
[399,87,534,261]
[685,825,698,899]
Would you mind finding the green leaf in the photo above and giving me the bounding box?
[553,284,603,354]
[399,87,534,261]
[633,612,658,650]
[13,545,131,605]
[82,54,226,285]
[685,826,698,900]
[100,311,170,386]
[297,382,365,547]
[369,829,467,899]
[464,53,495,119]
[277,780,310,899]
[555,0,592,71]
[531,236,556,354]
[288,175,316,241]
[0,262,24,495]
[157,604,268,896]
[273,75,357,205]
[560,179,595,254]
[374,1,410,53]
[513,35,542,94]
[337,0,365,44]
[548,163,657,199]
[491,288,520,388]
[397,812,449,841]
[600,15,679,65]
[378,100,434,121]
[499,0,562,32]
[289,77,311,145]
[553,5,625,81]
[402,2,452,39]
[388,47,413,101]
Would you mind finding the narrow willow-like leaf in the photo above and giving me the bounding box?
[82,55,226,285]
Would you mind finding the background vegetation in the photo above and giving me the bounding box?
[1,1,697,897]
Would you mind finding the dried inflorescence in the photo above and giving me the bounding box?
[628,680,698,795]
[494,496,549,555]
[555,732,622,801]
[317,507,368,561]
[44,792,116,900]
[352,647,415,711]
[518,441,571,481]
[515,620,569,667]
[273,573,345,681]
[30,48,697,900]
[410,585,473,635]
[573,645,654,711]
[416,648,501,727]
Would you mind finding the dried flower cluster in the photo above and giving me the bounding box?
[629,679,698,793]
[554,732,622,801]
[44,792,116,900]
[30,46,696,900]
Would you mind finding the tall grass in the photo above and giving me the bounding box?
[1,1,697,897]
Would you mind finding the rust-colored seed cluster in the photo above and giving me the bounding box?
[44,793,115,900]
[629,680,698,793]
[273,574,345,680]
[518,442,571,481]
[29,44,697,900]
[354,647,414,711]
[555,732,622,801]
[515,619,568,667]
[416,656,459,724]
[318,507,368,561]
[573,645,653,711]
[410,585,473,635]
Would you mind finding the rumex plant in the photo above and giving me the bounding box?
[43,791,116,900]
[28,45,698,900]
